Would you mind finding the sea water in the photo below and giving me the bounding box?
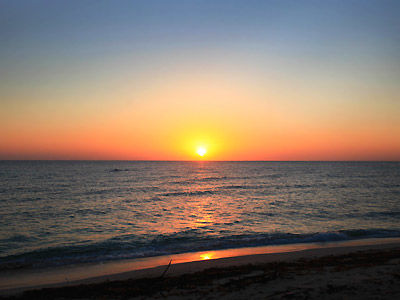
[1,161,399,270]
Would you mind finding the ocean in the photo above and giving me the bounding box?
[1,161,399,271]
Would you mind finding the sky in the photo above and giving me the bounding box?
[0,0,399,160]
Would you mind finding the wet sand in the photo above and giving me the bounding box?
[1,238,400,299]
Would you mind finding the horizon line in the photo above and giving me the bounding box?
[0,159,399,163]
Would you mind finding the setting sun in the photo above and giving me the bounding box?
[196,147,207,157]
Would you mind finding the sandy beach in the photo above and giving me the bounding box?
[1,239,400,299]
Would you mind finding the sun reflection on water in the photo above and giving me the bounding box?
[200,252,213,260]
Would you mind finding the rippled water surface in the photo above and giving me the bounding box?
[1,161,399,269]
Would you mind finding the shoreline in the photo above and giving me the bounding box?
[1,236,400,296]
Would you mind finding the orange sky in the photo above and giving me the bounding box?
[1,1,399,160]
[1,66,399,160]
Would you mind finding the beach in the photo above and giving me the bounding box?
[2,239,400,299]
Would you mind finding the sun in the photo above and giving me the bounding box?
[196,146,207,157]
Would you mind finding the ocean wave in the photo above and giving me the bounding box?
[220,185,263,190]
[344,211,400,219]
[1,228,399,272]
[109,168,130,172]
[197,176,228,182]
[160,185,267,196]
[0,234,36,244]
[364,211,400,218]
[169,176,229,185]
[160,190,216,197]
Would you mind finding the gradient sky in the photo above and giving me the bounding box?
[1,0,399,160]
